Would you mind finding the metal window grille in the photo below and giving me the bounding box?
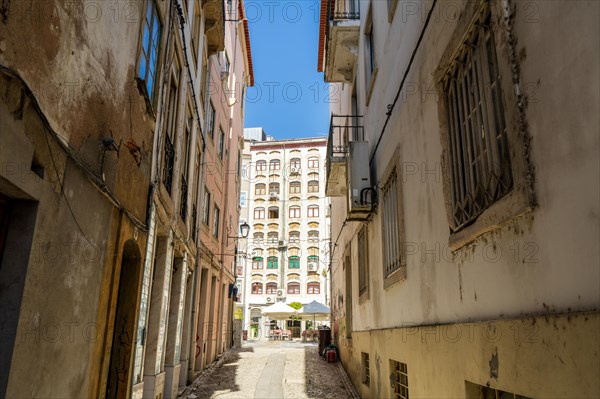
[391,360,408,399]
[382,169,402,277]
[207,102,215,139]
[213,206,220,238]
[362,353,370,386]
[358,226,368,294]
[163,134,175,194]
[180,175,188,221]
[444,12,513,231]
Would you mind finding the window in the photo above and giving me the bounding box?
[443,10,512,231]
[266,282,277,294]
[180,105,192,221]
[307,255,319,271]
[358,226,369,295]
[267,256,278,269]
[288,256,300,269]
[362,353,370,386]
[207,101,216,139]
[224,51,230,74]
[390,360,408,399]
[251,282,263,294]
[289,206,300,218]
[218,127,225,160]
[213,205,220,238]
[255,183,266,195]
[138,0,161,100]
[308,157,319,169]
[253,233,264,244]
[162,64,180,195]
[269,159,280,170]
[268,207,279,219]
[202,188,211,225]
[254,207,265,219]
[237,150,241,177]
[307,230,319,243]
[267,232,278,244]
[289,181,301,194]
[290,158,301,169]
[289,231,300,243]
[269,183,280,195]
[240,192,247,207]
[287,283,300,295]
[255,160,267,171]
[365,10,375,90]
[252,257,263,269]
[382,169,404,279]
[191,2,202,65]
[308,205,319,218]
[307,180,319,193]
[307,282,320,294]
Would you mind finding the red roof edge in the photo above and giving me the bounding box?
[317,0,328,72]
[238,0,255,86]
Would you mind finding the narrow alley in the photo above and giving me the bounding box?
[179,342,358,399]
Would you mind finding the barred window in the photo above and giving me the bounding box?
[390,360,408,399]
[382,170,403,277]
[358,226,368,295]
[443,11,512,231]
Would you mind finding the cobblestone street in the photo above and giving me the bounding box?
[179,342,359,399]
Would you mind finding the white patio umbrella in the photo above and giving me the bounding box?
[262,302,297,333]
[299,300,331,327]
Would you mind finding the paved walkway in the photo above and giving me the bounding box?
[178,341,359,399]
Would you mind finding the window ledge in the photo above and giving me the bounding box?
[383,265,406,290]
[448,189,534,252]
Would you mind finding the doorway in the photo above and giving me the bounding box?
[106,240,142,399]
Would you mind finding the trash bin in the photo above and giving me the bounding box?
[318,328,331,356]
[242,330,248,341]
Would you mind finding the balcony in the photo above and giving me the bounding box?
[326,115,363,196]
[322,0,360,83]
[203,0,225,56]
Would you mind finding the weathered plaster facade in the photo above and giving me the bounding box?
[0,0,253,398]
[321,0,599,397]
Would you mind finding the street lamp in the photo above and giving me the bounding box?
[228,222,250,239]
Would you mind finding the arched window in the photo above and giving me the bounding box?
[289,231,300,243]
[308,230,319,243]
[308,157,319,169]
[289,206,300,218]
[287,282,300,294]
[269,182,280,194]
[267,256,278,269]
[307,282,320,294]
[290,157,301,170]
[289,256,300,269]
[254,207,265,219]
[266,282,277,294]
[256,160,267,171]
[253,232,264,244]
[252,257,263,269]
[251,282,263,294]
[269,159,280,170]
[255,183,266,195]
[289,181,301,194]
[267,232,278,244]
[308,180,319,193]
[308,205,319,218]
[268,207,279,219]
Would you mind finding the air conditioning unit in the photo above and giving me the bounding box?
[276,289,284,297]
[290,167,300,175]
[269,192,278,200]
[308,262,318,272]
[347,141,375,219]
[266,297,273,303]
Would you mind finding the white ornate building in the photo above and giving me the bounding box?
[237,131,331,338]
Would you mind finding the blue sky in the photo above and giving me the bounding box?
[243,1,330,139]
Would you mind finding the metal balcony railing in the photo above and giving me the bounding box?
[328,0,360,21]
[326,114,363,166]
[163,135,175,195]
[180,175,188,221]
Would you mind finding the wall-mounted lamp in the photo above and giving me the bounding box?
[228,222,250,239]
